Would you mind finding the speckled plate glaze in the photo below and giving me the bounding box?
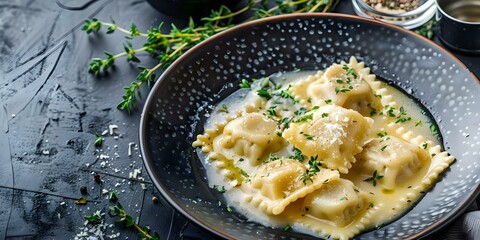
[140,13,480,239]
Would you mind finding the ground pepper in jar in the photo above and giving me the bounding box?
[364,0,420,12]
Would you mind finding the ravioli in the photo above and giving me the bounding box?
[193,57,454,240]
[302,178,371,227]
[282,104,372,173]
[290,59,382,117]
[357,136,430,190]
[245,159,339,215]
[213,112,286,166]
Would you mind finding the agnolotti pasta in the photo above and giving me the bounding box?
[193,57,455,240]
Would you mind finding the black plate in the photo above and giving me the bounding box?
[140,13,480,239]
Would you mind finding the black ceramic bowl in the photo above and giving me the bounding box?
[140,13,480,239]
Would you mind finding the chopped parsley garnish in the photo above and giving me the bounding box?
[374,94,382,99]
[226,206,234,213]
[239,79,251,89]
[380,145,387,151]
[274,83,283,90]
[294,107,308,116]
[213,185,227,193]
[266,106,277,118]
[291,148,305,162]
[395,117,412,123]
[300,156,321,184]
[430,124,439,136]
[294,113,313,123]
[415,120,422,127]
[324,99,332,104]
[321,112,329,118]
[275,89,294,100]
[377,132,388,138]
[240,169,249,178]
[387,106,412,123]
[217,104,229,113]
[283,224,292,231]
[281,116,294,130]
[257,89,272,100]
[307,97,312,103]
[269,153,279,161]
[342,64,358,78]
[303,133,315,140]
[364,170,384,187]
[368,202,374,209]
[94,133,103,147]
[369,104,377,117]
[339,197,348,201]
[422,142,428,149]
[335,86,351,94]
[260,77,272,88]
[385,106,396,117]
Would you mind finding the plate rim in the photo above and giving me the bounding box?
[139,12,480,240]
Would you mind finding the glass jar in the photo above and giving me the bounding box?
[352,0,436,29]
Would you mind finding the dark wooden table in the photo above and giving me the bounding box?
[0,0,478,239]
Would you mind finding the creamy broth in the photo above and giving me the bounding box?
[193,57,453,239]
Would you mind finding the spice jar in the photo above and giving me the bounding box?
[436,0,480,54]
[352,0,437,29]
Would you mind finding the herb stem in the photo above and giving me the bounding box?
[134,224,153,239]
[147,62,163,77]
[115,46,147,59]
[84,0,341,112]
[169,42,189,58]
[308,0,326,12]
[101,22,149,37]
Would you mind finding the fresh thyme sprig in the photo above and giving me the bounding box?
[84,193,160,239]
[109,202,160,240]
[83,0,340,113]
[364,170,384,187]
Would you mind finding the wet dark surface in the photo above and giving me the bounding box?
[0,0,478,239]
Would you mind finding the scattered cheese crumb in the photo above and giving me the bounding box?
[128,142,135,156]
[128,168,142,179]
[108,124,118,135]
[100,161,107,168]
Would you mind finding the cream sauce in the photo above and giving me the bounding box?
[195,62,450,239]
